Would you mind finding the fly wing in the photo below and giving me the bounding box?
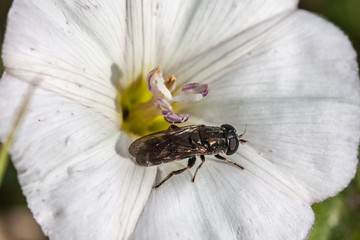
[128,125,208,166]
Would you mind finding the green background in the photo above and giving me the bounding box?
[0,0,359,239]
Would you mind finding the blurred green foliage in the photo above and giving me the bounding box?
[299,0,360,64]
[309,171,360,240]
[0,0,25,208]
[0,0,11,197]
[0,0,359,239]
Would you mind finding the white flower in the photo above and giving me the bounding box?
[1,1,359,239]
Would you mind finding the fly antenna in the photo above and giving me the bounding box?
[238,125,248,144]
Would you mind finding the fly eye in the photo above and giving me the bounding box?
[221,124,239,155]
[226,137,239,155]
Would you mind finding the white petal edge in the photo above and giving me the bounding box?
[172,10,359,104]
[190,99,360,202]
[0,75,156,239]
[3,0,129,123]
[180,10,360,202]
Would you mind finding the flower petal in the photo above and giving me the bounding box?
[173,10,359,102]
[133,145,314,239]
[124,0,298,79]
[3,0,129,123]
[193,100,359,203]
[182,11,360,202]
[0,76,156,239]
[2,0,299,115]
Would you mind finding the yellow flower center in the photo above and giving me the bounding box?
[120,77,171,137]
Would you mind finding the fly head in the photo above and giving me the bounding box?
[221,124,239,155]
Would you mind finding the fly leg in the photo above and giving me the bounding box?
[154,156,196,189]
[215,154,244,170]
[192,155,205,182]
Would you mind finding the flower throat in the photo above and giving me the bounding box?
[120,67,209,137]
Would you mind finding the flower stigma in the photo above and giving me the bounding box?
[120,67,209,136]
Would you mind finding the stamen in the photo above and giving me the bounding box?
[172,93,203,102]
[146,66,209,124]
[121,66,209,135]
[156,98,173,111]
[162,111,191,124]
[146,66,162,92]
[165,75,176,92]
[156,77,172,100]
[181,83,209,97]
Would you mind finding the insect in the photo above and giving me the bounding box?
[129,124,247,188]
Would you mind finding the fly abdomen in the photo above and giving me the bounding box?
[190,128,204,146]
[133,153,163,166]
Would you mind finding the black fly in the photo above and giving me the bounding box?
[129,124,247,188]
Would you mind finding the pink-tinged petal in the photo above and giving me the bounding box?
[181,83,209,97]
[162,111,190,124]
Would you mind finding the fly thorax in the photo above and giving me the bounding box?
[199,128,227,153]
[206,138,226,153]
